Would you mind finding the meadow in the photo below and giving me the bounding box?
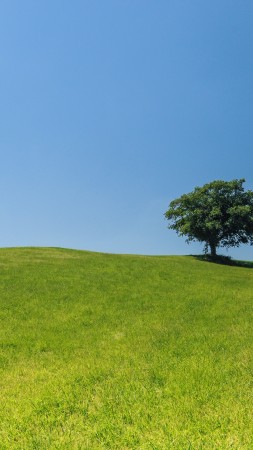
[0,247,252,449]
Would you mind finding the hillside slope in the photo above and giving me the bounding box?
[0,248,252,449]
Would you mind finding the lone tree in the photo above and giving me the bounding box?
[164,179,253,258]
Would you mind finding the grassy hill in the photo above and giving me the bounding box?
[0,247,253,449]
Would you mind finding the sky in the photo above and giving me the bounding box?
[1,0,253,259]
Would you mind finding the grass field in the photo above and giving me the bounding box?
[0,247,253,449]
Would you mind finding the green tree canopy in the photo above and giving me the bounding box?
[164,179,253,257]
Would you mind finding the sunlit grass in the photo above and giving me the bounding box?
[0,248,253,448]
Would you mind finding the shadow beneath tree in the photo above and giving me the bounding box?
[190,254,253,269]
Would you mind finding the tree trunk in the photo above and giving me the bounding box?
[209,242,217,258]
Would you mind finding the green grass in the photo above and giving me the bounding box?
[0,247,253,449]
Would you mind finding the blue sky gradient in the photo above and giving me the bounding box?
[1,1,253,258]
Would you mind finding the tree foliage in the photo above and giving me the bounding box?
[164,179,253,257]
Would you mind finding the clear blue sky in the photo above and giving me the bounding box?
[1,1,253,259]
